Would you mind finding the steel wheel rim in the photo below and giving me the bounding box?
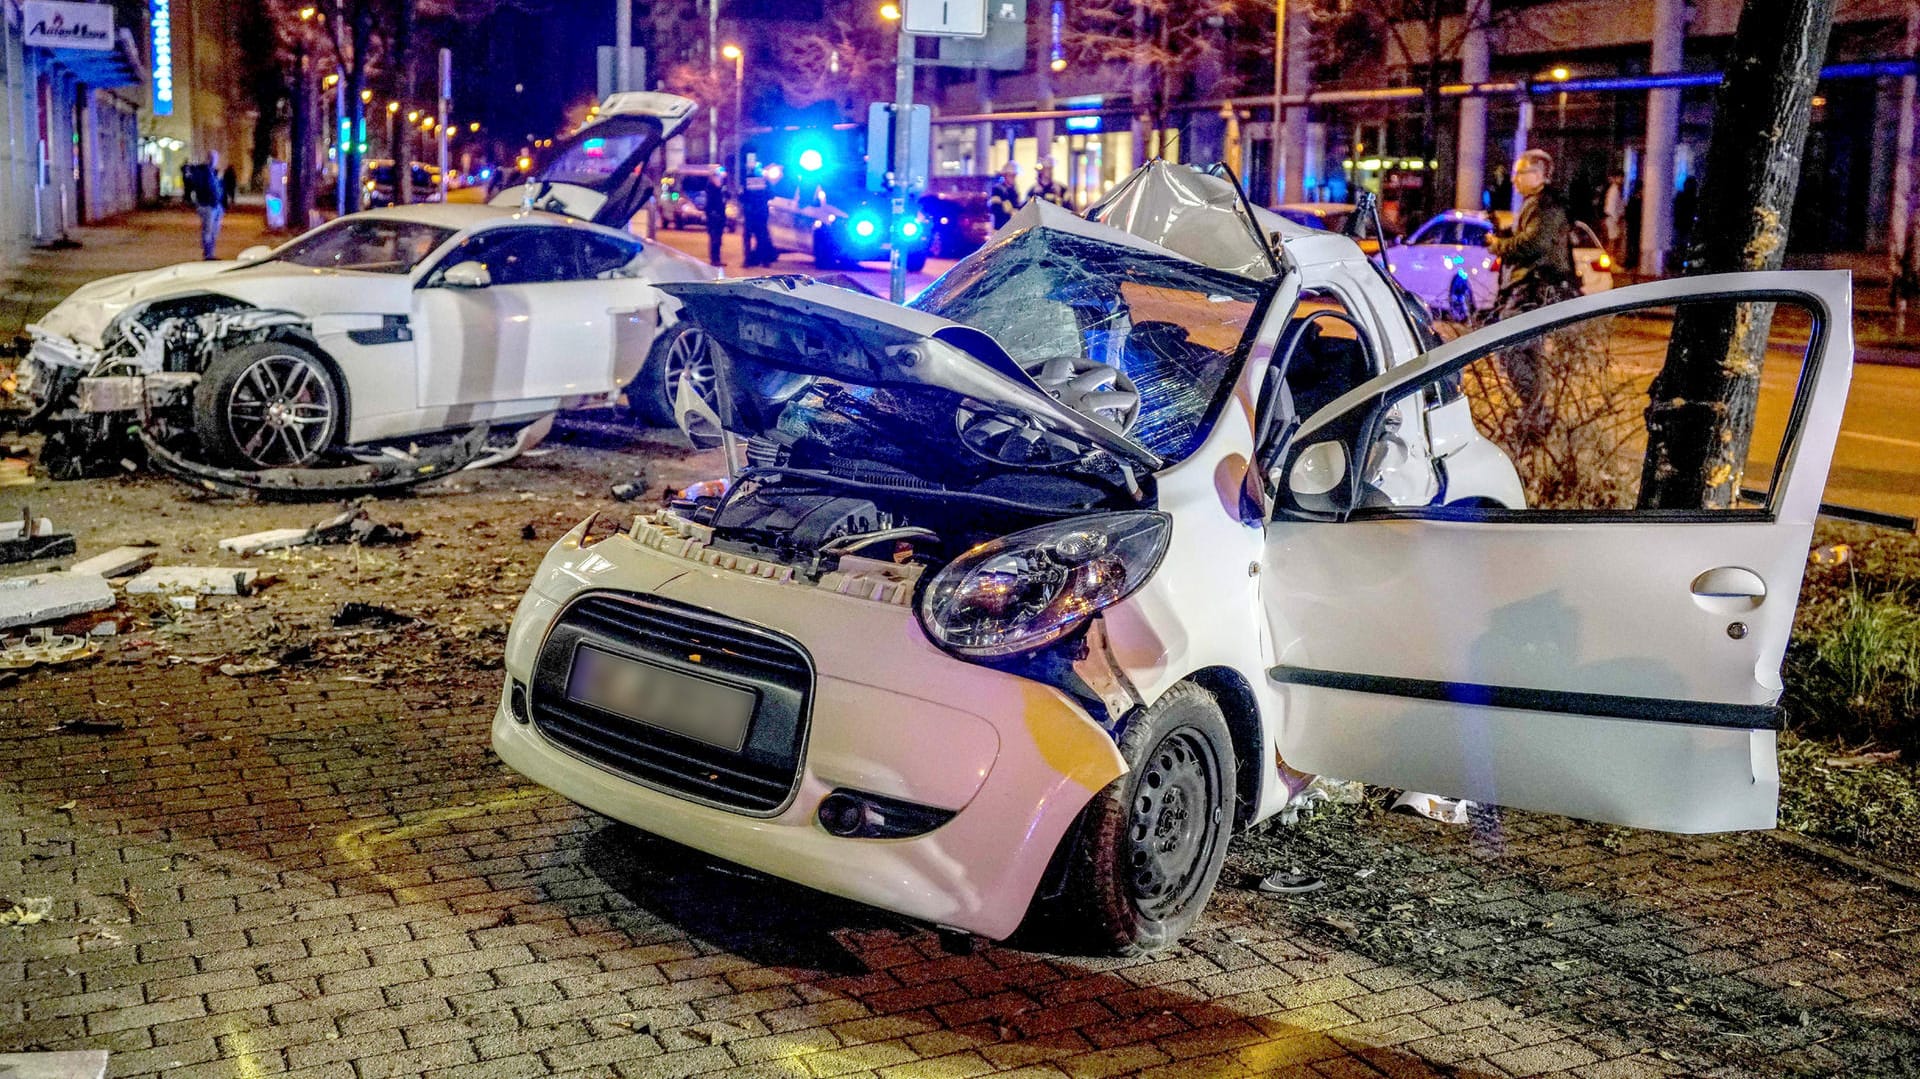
[662,328,717,412]
[1124,727,1225,920]
[225,352,335,467]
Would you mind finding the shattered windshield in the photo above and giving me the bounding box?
[268,219,455,274]
[911,226,1270,461]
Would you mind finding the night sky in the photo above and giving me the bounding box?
[451,0,611,150]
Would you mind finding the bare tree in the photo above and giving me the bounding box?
[1638,0,1838,509]
[1064,0,1255,147]
[1308,0,1532,217]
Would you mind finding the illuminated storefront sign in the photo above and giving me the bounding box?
[23,1,115,51]
[150,0,174,116]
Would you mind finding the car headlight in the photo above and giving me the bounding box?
[917,512,1171,658]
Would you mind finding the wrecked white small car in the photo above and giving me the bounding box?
[18,93,711,476]
[494,162,1852,953]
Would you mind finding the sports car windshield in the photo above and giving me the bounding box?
[268,219,455,274]
[911,226,1269,460]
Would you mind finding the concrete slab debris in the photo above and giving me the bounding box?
[0,516,54,540]
[0,573,114,630]
[125,567,257,596]
[66,546,158,578]
[219,527,316,555]
[0,1051,111,1079]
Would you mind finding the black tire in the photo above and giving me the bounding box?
[812,230,844,270]
[192,339,343,469]
[906,250,929,273]
[624,322,716,428]
[1052,682,1235,956]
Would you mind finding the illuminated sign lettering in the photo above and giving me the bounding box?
[150,0,174,116]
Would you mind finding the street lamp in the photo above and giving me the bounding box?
[879,2,900,19]
[721,44,744,175]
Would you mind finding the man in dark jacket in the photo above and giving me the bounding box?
[739,165,774,267]
[703,168,730,267]
[1486,149,1578,441]
[1487,149,1576,317]
[1029,159,1067,208]
[182,151,226,260]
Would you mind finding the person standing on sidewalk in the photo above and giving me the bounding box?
[703,167,730,268]
[183,152,226,260]
[1602,168,1627,263]
[739,164,775,268]
[1486,149,1578,442]
[989,162,1022,229]
[221,163,239,211]
[1030,160,1068,208]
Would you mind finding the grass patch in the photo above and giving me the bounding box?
[1777,522,1920,860]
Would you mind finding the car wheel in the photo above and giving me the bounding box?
[626,322,716,428]
[192,340,343,469]
[812,231,844,270]
[1447,275,1475,323]
[1053,681,1235,956]
[906,250,929,273]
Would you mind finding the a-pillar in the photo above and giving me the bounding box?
[1638,0,1685,275]
[1454,13,1490,210]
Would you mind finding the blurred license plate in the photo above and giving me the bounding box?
[567,646,754,752]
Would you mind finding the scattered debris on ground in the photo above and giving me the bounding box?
[66,546,157,578]
[124,566,256,596]
[0,572,114,630]
[0,629,97,670]
[333,602,414,628]
[0,509,73,564]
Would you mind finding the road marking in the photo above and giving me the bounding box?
[1839,430,1920,449]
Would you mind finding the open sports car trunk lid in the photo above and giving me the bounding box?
[656,277,1166,474]
[490,92,697,228]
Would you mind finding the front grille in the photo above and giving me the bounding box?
[530,592,812,815]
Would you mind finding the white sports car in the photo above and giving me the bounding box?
[19,93,712,472]
[493,162,1851,953]
[1384,208,1615,321]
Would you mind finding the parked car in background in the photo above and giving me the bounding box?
[364,160,442,209]
[919,175,997,259]
[1385,208,1615,321]
[1271,202,1381,256]
[659,165,737,231]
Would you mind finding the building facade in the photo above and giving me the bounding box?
[1,0,148,265]
[139,0,253,200]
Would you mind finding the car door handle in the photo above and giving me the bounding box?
[1690,566,1767,614]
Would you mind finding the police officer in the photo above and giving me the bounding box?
[989,162,1022,229]
[1029,159,1068,208]
[740,164,774,267]
[703,167,730,267]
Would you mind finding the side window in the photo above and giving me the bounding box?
[433,229,583,286]
[1364,297,1820,514]
[1282,289,1379,421]
[1459,223,1490,247]
[573,234,641,277]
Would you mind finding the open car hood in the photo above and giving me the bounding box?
[656,277,1166,473]
[488,92,697,228]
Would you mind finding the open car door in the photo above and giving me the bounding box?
[1261,271,1854,832]
[489,92,697,229]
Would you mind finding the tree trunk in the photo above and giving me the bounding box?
[343,5,374,214]
[1636,0,1837,510]
[291,52,312,232]
[396,0,418,206]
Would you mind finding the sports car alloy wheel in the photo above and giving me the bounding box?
[662,326,717,417]
[219,349,339,468]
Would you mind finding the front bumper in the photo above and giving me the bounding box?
[493,519,1128,939]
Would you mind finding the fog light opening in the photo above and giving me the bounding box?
[816,788,957,839]
[508,680,531,724]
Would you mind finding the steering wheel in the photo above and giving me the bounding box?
[1022,354,1141,435]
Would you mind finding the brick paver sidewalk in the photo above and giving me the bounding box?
[1,206,279,342]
